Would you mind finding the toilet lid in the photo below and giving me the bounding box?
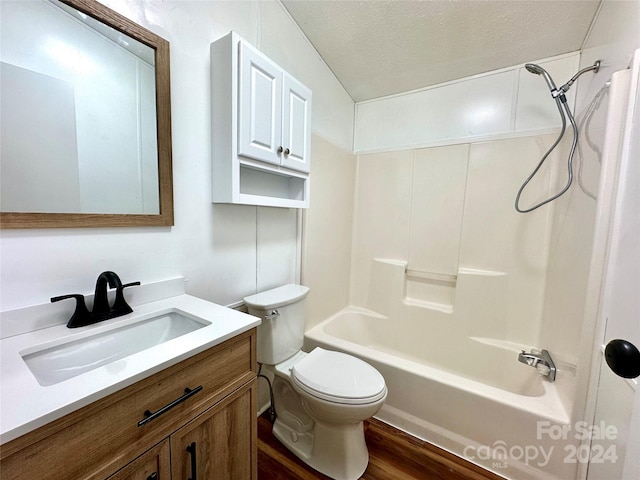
[291,348,386,405]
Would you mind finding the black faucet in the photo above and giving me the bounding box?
[51,271,140,328]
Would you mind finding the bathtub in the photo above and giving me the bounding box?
[304,306,579,480]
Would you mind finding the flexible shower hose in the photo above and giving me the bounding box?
[515,95,579,213]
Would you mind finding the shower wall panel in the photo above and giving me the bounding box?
[354,53,580,153]
[351,134,564,347]
[350,150,413,307]
[460,136,561,344]
[408,145,469,277]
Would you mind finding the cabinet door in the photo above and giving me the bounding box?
[106,440,170,480]
[281,75,312,173]
[171,381,256,480]
[238,42,282,166]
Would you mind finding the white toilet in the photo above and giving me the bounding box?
[244,284,387,480]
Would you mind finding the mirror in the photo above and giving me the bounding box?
[0,0,173,228]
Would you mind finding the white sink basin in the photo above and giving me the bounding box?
[21,311,210,386]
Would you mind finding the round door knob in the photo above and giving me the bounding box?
[284,148,290,156]
[277,146,283,154]
[604,339,640,379]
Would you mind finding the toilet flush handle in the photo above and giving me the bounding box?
[265,309,280,321]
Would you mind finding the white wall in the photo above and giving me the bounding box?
[0,0,354,312]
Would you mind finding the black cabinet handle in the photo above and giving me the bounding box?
[138,386,203,427]
[146,473,158,480]
[187,442,197,480]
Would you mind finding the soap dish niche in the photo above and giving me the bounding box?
[404,269,456,313]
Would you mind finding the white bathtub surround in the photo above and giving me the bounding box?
[305,307,577,480]
[351,134,565,348]
[340,87,598,480]
[343,262,573,402]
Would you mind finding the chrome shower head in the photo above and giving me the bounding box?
[525,63,544,75]
[524,63,558,93]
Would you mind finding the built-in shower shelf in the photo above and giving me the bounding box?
[405,269,457,284]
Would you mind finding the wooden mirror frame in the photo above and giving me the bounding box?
[0,0,173,229]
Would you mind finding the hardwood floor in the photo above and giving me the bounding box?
[257,414,506,480]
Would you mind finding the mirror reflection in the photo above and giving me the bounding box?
[1,0,160,215]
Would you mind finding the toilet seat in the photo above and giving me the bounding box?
[291,348,387,405]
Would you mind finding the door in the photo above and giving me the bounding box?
[106,440,170,480]
[170,382,256,480]
[281,75,312,173]
[238,41,282,166]
[587,51,640,480]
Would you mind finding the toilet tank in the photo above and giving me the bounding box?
[243,284,310,365]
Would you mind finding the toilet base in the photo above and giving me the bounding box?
[273,418,369,480]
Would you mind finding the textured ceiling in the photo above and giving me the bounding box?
[281,0,601,102]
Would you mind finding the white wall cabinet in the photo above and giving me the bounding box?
[212,32,312,208]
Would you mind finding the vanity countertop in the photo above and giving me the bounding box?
[0,294,260,445]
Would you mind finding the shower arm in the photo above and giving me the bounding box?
[558,60,601,94]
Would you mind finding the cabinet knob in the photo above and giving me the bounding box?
[284,148,290,156]
[277,146,283,154]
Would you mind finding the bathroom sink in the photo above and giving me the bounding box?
[21,311,209,386]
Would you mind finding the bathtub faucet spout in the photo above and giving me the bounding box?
[518,349,556,382]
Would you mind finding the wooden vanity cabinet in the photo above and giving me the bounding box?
[170,382,254,479]
[106,439,171,480]
[0,329,257,480]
